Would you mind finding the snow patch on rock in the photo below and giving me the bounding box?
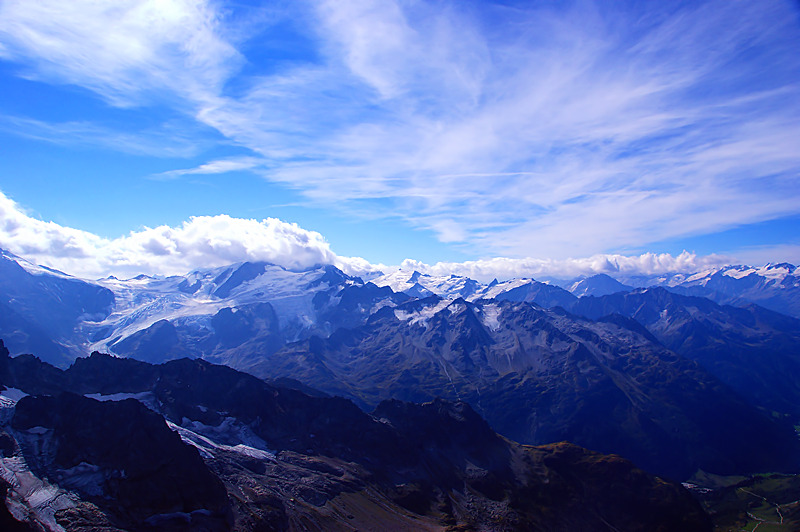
[480,304,502,331]
[394,299,450,327]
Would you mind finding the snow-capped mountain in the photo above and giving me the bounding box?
[0,249,406,368]
[92,262,357,350]
[564,273,634,297]
[371,269,482,299]
[477,277,577,307]
[639,262,799,289]
[548,263,800,318]
[89,262,406,370]
[372,269,577,307]
[648,263,800,318]
[2,245,799,375]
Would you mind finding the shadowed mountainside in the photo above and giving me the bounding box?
[0,341,711,531]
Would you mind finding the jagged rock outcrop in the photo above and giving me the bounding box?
[10,393,230,530]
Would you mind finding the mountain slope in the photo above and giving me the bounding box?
[0,250,114,365]
[255,298,800,480]
[570,287,800,418]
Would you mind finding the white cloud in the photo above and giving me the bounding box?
[152,156,265,179]
[394,252,735,283]
[0,189,760,283]
[0,0,239,107]
[0,190,344,278]
[0,115,203,158]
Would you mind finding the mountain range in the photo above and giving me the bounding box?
[0,247,799,490]
[374,263,800,319]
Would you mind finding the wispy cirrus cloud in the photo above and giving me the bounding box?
[0,0,239,107]
[0,115,204,158]
[204,0,800,258]
[151,156,265,180]
[1,0,799,261]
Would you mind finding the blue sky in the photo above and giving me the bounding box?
[0,0,799,279]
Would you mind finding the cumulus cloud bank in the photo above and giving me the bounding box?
[0,189,741,281]
[0,190,342,278]
[394,254,734,284]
